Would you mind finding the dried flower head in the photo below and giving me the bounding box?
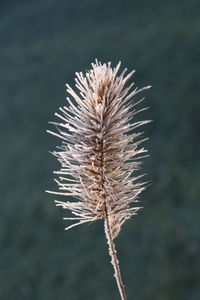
[47,60,151,300]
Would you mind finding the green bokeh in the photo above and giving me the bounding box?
[1,0,199,299]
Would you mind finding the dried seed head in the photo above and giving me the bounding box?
[47,60,151,239]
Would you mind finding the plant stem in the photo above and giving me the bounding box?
[104,216,127,300]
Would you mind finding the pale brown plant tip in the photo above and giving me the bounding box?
[47,61,151,235]
[47,60,151,300]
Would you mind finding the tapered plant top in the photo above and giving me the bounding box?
[47,60,151,239]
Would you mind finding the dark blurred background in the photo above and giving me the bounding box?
[1,0,200,299]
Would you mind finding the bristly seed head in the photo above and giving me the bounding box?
[47,60,151,239]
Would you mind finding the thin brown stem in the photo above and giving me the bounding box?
[104,216,127,300]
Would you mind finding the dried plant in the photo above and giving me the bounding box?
[47,60,151,300]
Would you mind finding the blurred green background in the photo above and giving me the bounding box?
[1,0,200,299]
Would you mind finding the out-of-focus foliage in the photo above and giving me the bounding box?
[0,0,199,299]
